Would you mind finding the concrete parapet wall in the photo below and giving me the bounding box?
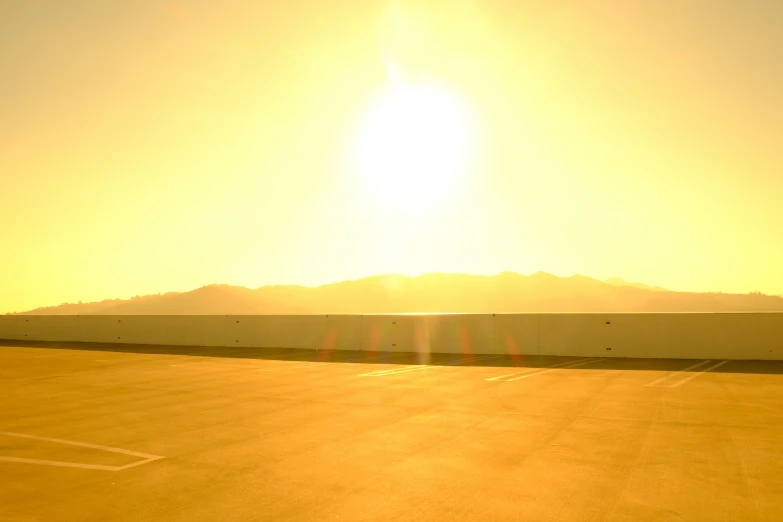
[1,313,781,360]
[121,316,228,347]
[493,313,540,357]
[427,315,496,355]
[0,315,22,340]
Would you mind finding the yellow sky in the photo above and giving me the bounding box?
[2,0,783,313]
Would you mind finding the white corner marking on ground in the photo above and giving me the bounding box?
[254,353,409,373]
[487,358,598,381]
[359,354,502,377]
[666,360,729,388]
[359,364,434,377]
[644,360,713,387]
[0,431,164,471]
[497,358,607,381]
[255,362,330,372]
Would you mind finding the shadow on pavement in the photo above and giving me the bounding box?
[1,339,782,374]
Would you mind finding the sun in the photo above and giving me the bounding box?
[354,83,473,209]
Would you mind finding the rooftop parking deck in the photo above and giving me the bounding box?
[2,339,783,521]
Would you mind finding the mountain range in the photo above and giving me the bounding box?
[10,272,783,315]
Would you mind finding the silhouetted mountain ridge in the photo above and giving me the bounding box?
[9,272,783,314]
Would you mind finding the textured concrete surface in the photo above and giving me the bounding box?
[1,340,783,521]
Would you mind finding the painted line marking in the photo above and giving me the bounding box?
[255,352,412,373]
[486,358,598,381]
[170,360,267,369]
[360,354,500,377]
[644,360,714,387]
[491,358,607,381]
[360,354,502,377]
[96,357,155,363]
[169,356,300,368]
[170,352,412,371]
[169,360,324,371]
[255,362,330,372]
[253,352,411,372]
[360,365,435,377]
[339,352,411,363]
[0,431,164,471]
[663,360,729,388]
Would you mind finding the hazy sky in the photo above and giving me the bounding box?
[2,0,783,313]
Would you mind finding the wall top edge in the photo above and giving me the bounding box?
[5,312,783,317]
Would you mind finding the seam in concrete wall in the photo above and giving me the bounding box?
[537,315,540,354]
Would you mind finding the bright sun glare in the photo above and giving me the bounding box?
[354,83,473,209]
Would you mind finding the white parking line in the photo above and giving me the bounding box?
[170,361,211,368]
[360,354,502,377]
[644,360,713,387]
[489,358,607,382]
[0,431,163,471]
[96,357,156,363]
[255,352,412,373]
[169,359,328,371]
[170,355,310,368]
[667,360,729,388]
[169,353,313,368]
[170,352,412,371]
[255,362,330,372]
[486,358,599,382]
[360,365,434,377]
[361,354,501,377]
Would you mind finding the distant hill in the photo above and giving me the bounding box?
[9,272,783,315]
[604,277,668,292]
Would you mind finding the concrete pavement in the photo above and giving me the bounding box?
[1,340,782,521]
